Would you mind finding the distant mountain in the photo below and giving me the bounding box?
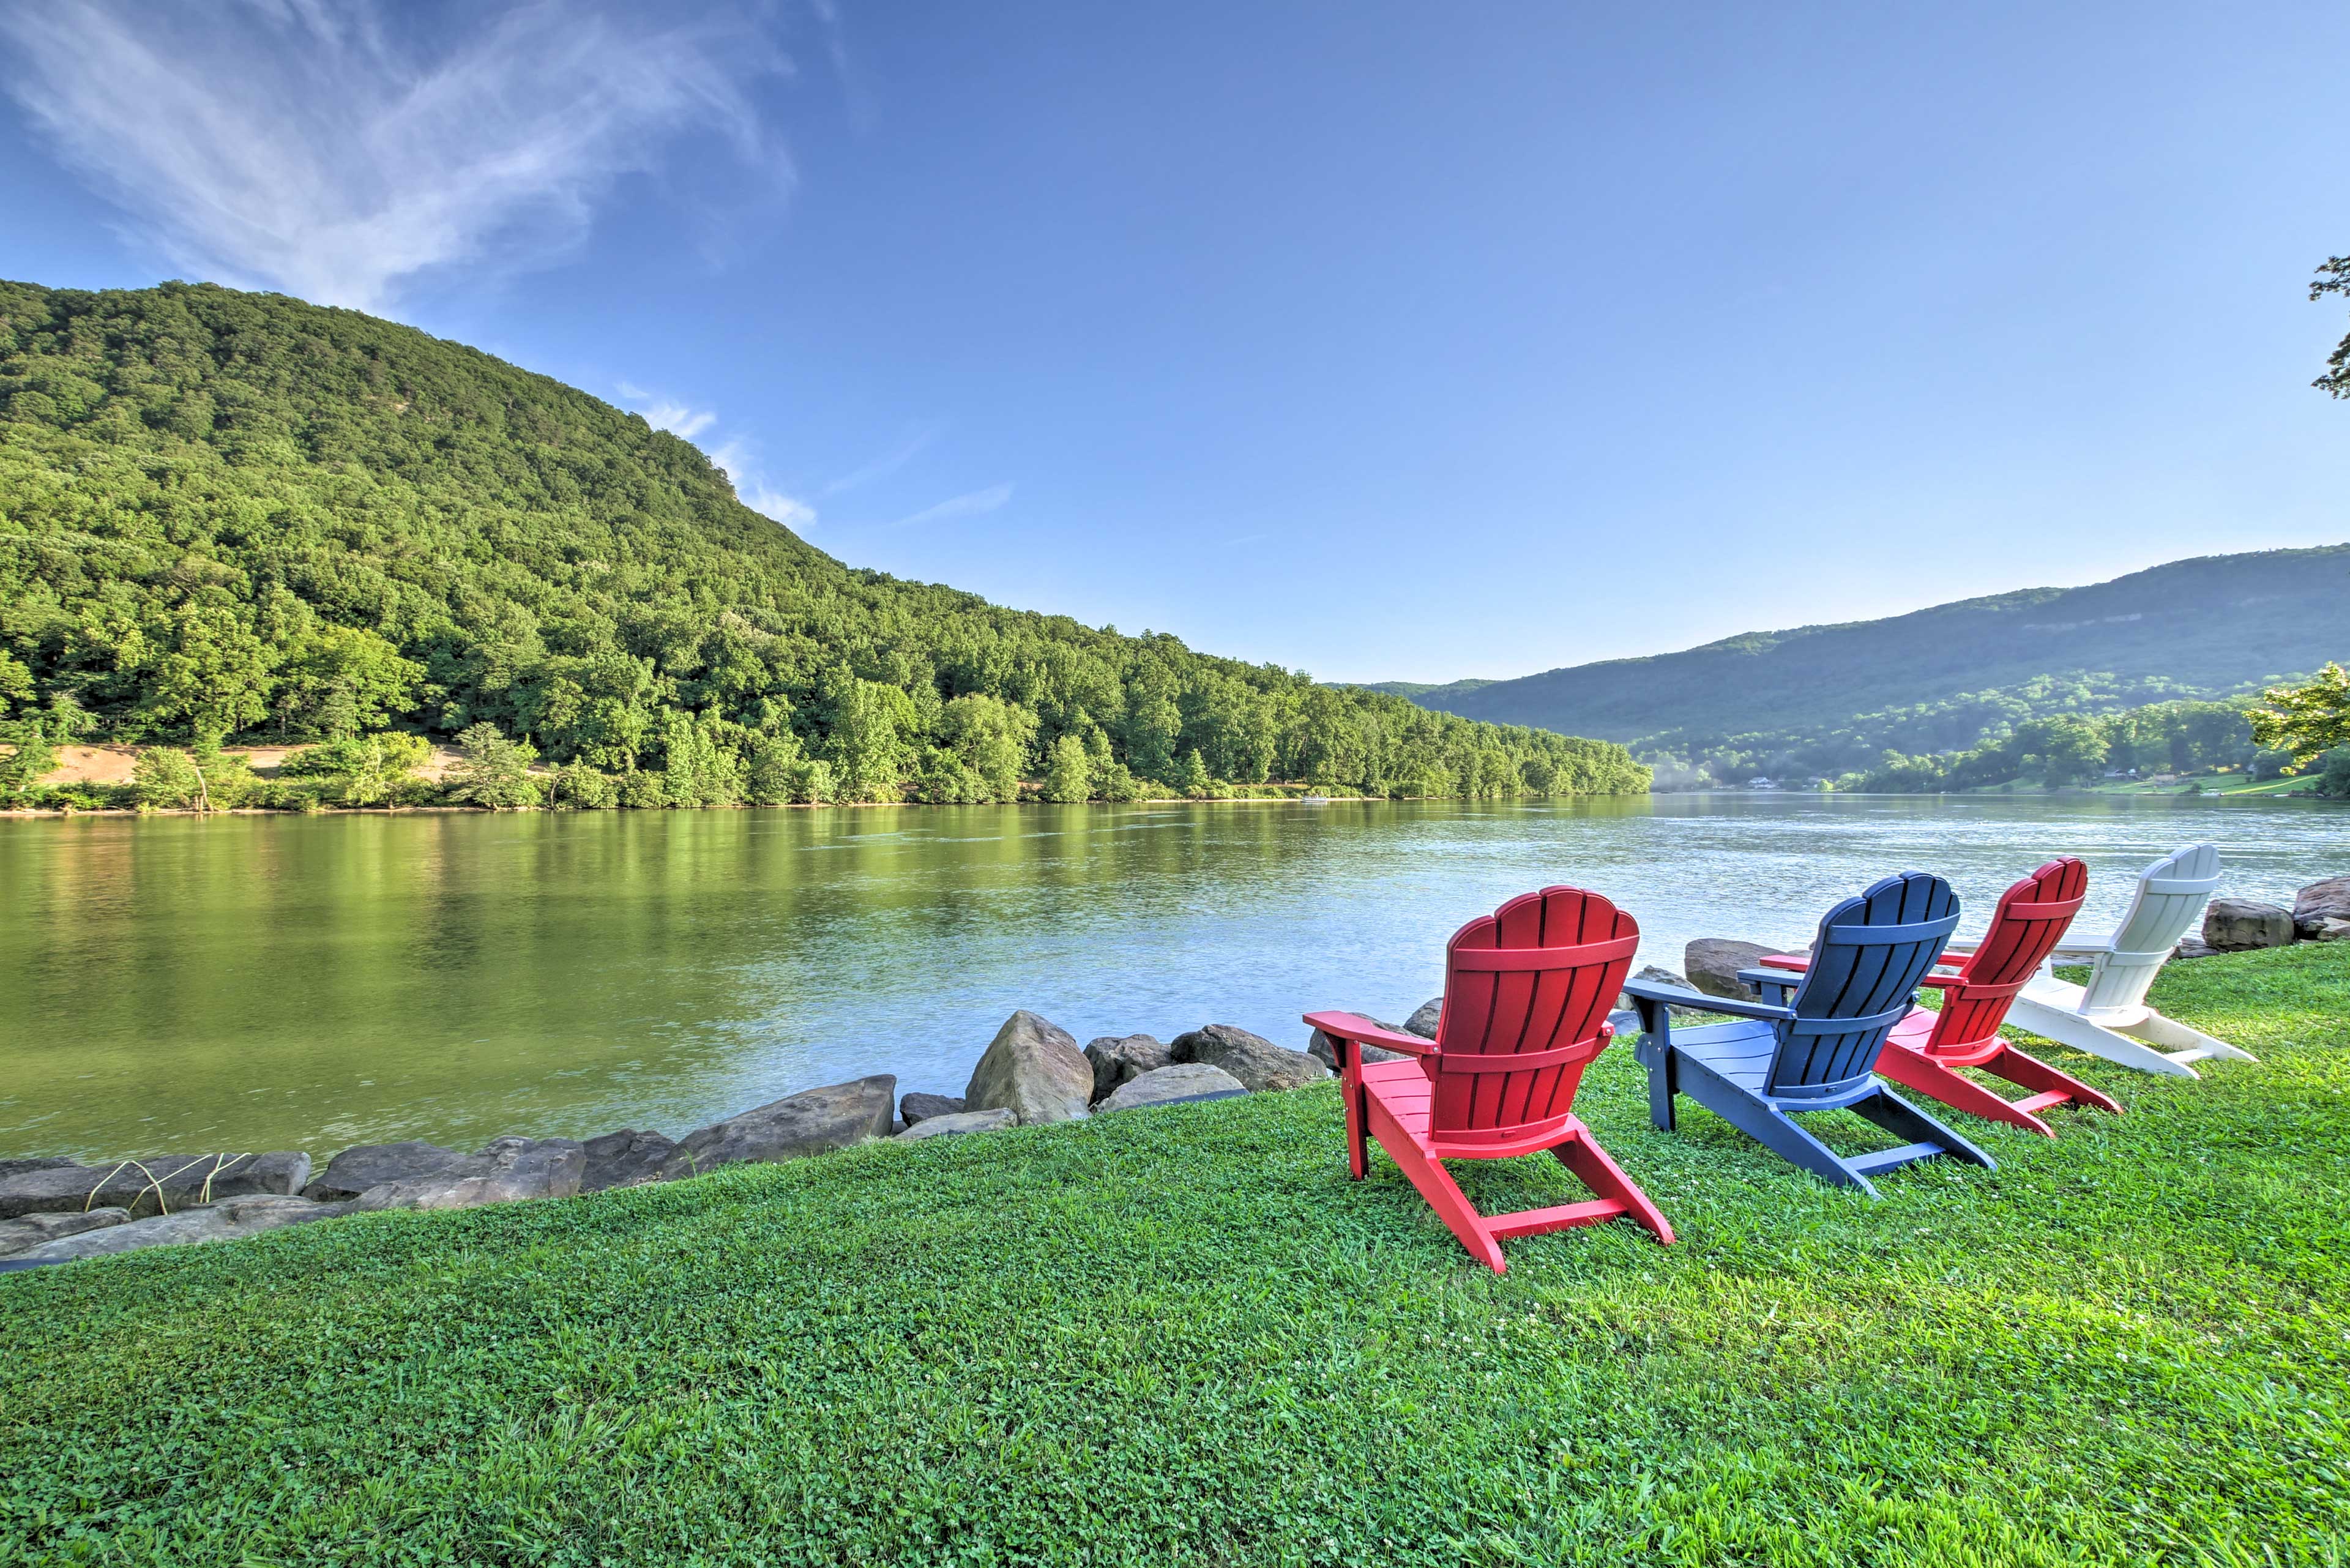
[1378,545,2350,778]
[1353,678,1497,702]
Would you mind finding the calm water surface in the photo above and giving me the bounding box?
[2,793,2340,1159]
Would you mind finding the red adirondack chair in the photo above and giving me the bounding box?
[1759,857,2123,1137]
[1305,886,1673,1273]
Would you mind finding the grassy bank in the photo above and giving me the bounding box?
[2,946,2344,1565]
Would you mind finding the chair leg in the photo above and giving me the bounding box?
[1367,1110,1507,1274]
[1552,1129,1675,1244]
[2004,999,2201,1078]
[1873,1042,2057,1137]
[1343,1070,1369,1181]
[1363,1105,1504,1279]
[1672,1056,1881,1197]
[2123,1010,2259,1066]
[1848,1086,1997,1170]
[1978,1042,2123,1117]
[1641,1039,1677,1132]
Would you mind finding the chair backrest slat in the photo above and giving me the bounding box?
[1770,871,1959,1096]
[1429,886,1637,1135]
[2083,844,2219,1014]
[1928,858,2086,1050]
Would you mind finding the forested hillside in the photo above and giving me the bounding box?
[0,280,1644,804]
[1388,547,2350,786]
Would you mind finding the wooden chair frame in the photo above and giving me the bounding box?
[1306,886,1673,1274]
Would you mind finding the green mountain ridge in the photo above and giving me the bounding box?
[0,279,1647,802]
[1375,546,2350,780]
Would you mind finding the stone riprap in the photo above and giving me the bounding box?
[894,1108,1019,1141]
[1099,1063,1248,1113]
[0,1151,311,1221]
[1083,1034,1173,1102]
[659,1077,897,1178]
[1171,1025,1329,1092]
[964,1012,1093,1125]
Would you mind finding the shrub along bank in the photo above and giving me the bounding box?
[0,942,2341,1564]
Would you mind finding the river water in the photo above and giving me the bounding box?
[2,793,2340,1160]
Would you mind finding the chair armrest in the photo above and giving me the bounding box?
[1300,1011,1436,1056]
[1917,973,1963,990]
[1621,979,1794,1023]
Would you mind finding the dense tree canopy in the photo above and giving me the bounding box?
[0,280,1646,804]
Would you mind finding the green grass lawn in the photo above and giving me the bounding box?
[3,946,2346,1566]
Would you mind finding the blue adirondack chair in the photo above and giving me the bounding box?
[1625,871,1996,1197]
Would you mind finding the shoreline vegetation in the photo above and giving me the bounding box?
[0,280,1649,818]
[1,941,2340,1559]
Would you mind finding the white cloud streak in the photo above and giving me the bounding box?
[616,382,718,441]
[893,483,1013,528]
[824,422,941,495]
[710,438,816,532]
[0,0,793,312]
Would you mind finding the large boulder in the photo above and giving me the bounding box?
[580,1129,677,1193]
[964,1012,1093,1125]
[2308,917,2350,943]
[304,1140,466,1202]
[2203,898,2295,952]
[1170,1024,1330,1092]
[2294,876,2350,938]
[13,1195,345,1264]
[1685,939,1778,1001]
[0,1207,130,1258]
[893,1108,1018,1141]
[1097,1062,1248,1113]
[354,1137,586,1212]
[0,1157,76,1181]
[898,1092,966,1126]
[1305,1018,1413,1074]
[0,1151,312,1221]
[1083,1034,1174,1102]
[659,1076,897,1178]
[1403,999,1444,1039]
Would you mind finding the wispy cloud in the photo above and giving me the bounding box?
[711,438,816,531]
[616,383,718,441]
[0,0,794,313]
[893,483,1013,528]
[824,422,942,495]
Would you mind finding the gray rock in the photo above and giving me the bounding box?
[1685,939,1779,1001]
[659,1075,897,1179]
[1098,1062,1250,1113]
[1305,1018,1412,1073]
[1083,1034,1174,1102]
[1403,998,1444,1039]
[2204,898,2294,951]
[580,1129,677,1193]
[303,1140,466,1202]
[0,1157,76,1181]
[2294,876,2350,938]
[353,1137,586,1212]
[0,1151,313,1221]
[1170,1024,1330,1092]
[2173,935,2220,960]
[964,1012,1093,1126]
[1617,964,1717,1020]
[0,1207,130,1258]
[15,1195,345,1263]
[893,1108,1018,1141]
[899,1092,967,1126]
[2308,916,2350,943]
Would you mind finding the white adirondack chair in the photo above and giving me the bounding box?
[1985,843,2254,1078]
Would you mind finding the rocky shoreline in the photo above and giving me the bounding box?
[0,1007,1426,1271]
[10,879,2338,1273]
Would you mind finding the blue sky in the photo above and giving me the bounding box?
[2,2,2345,683]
